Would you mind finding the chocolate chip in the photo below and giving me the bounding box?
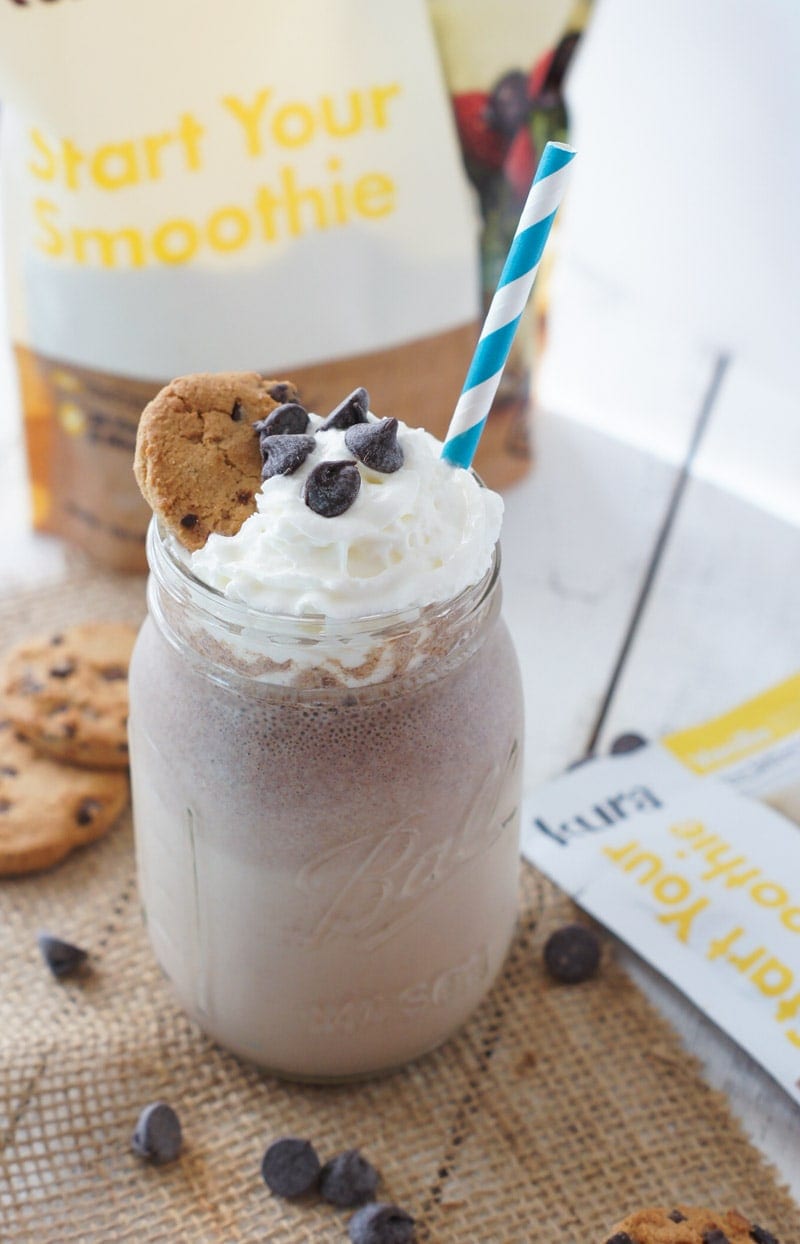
[50,634,64,645]
[131,1102,182,1164]
[236,489,253,505]
[0,766,18,777]
[610,732,648,754]
[231,398,244,421]
[703,1232,731,1244]
[76,798,102,826]
[180,514,198,529]
[0,799,13,813]
[345,418,404,473]
[543,924,601,984]
[268,381,295,403]
[37,933,89,979]
[261,434,316,481]
[751,1231,780,1244]
[255,402,310,437]
[101,666,127,682]
[49,662,75,679]
[605,1236,635,1244]
[668,1211,688,1222]
[348,1203,415,1244]
[320,1149,379,1207]
[261,1137,321,1198]
[320,387,370,431]
[304,460,361,517]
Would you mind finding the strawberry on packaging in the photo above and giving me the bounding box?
[453,92,508,171]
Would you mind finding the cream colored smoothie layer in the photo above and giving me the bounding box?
[189,411,503,619]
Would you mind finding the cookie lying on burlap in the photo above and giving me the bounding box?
[134,372,298,551]
[1,623,136,770]
[0,723,128,874]
[605,1205,779,1243]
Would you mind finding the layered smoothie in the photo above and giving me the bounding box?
[129,384,523,1079]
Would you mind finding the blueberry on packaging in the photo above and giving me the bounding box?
[345,418,404,474]
[261,1137,321,1198]
[37,932,88,979]
[254,402,310,437]
[131,1102,182,1164]
[319,1148,379,1207]
[260,434,316,481]
[543,924,600,984]
[485,70,531,136]
[320,388,370,431]
[348,1202,415,1244]
[304,460,361,517]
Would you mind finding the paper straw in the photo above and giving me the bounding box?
[441,141,576,469]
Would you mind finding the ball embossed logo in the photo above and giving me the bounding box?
[295,743,520,949]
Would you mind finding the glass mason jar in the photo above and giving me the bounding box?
[129,519,524,1081]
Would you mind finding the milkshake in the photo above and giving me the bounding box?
[129,384,523,1079]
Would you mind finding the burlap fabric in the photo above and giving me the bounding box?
[1,560,798,1243]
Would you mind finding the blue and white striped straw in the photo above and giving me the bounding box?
[441,141,576,469]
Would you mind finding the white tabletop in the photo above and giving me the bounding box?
[500,358,800,1201]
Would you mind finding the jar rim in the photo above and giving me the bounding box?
[147,517,501,644]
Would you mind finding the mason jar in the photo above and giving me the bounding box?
[128,519,523,1081]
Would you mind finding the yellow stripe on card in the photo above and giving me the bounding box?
[664,673,800,774]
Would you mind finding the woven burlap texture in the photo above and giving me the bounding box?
[1,562,798,1243]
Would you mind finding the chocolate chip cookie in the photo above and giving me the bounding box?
[1,623,136,769]
[0,723,128,874]
[605,1205,779,1243]
[134,372,298,550]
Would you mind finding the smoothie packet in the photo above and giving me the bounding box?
[0,0,586,571]
[522,674,800,1106]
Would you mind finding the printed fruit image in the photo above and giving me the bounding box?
[452,91,508,171]
[504,127,536,201]
[485,70,531,138]
[447,24,585,447]
[450,30,580,285]
[529,32,581,108]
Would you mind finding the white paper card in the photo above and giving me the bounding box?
[521,745,800,1106]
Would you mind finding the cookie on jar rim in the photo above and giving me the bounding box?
[133,372,299,551]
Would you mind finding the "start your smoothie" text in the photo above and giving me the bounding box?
[28,83,402,268]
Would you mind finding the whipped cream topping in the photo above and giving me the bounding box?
[189,411,503,619]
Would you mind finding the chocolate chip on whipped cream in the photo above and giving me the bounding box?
[255,402,310,438]
[304,460,362,517]
[345,418,404,473]
[260,434,316,481]
[319,387,370,431]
